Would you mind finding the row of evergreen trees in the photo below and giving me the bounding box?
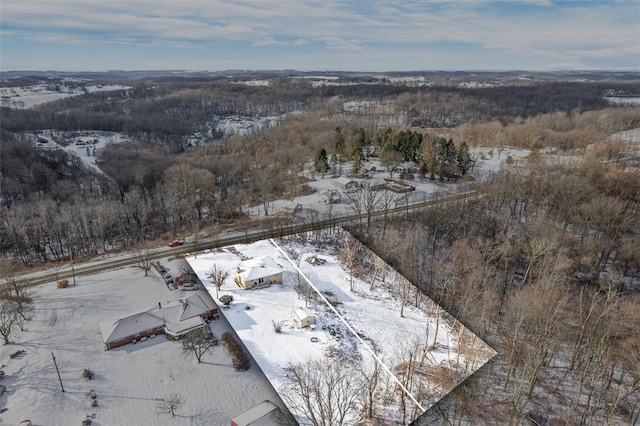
[314,127,473,181]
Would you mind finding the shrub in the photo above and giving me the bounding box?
[219,294,233,306]
[222,332,251,371]
[83,368,95,380]
[272,320,284,333]
[57,279,69,289]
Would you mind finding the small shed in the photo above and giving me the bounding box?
[333,177,359,192]
[293,307,315,328]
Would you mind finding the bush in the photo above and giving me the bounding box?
[222,332,250,371]
[57,279,69,289]
[83,369,95,380]
[219,294,233,306]
[272,320,284,333]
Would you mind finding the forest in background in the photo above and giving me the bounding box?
[1,73,640,424]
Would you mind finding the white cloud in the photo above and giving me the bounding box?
[1,0,637,70]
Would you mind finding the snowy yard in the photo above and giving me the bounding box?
[0,257,285,426]
[186,233,496,424]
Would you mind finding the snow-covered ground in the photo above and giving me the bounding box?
[249,147,529,218]
[0,256,286,426]
[33,131,129,176]
[186,236,496,424]
[609,127,640,143]
[0,84,129,109]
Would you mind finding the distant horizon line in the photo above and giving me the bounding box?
[2,68,639,75]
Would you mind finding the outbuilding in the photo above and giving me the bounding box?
[293,307,315,329]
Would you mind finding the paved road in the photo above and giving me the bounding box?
[3,189,479,288]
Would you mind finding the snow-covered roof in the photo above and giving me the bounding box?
[100,293,214,344]
[99,312,164,344]
[165,316,206,337]
[334,176,358,186]
[238,256,283,282]
[151,293,214,322]
[294,307,314,320]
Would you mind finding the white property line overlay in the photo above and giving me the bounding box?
[270,238,426,413]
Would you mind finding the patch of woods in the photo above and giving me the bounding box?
[2,100,639,268]
[352,155,640,425]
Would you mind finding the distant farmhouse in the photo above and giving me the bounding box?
[234,256,284,289]
[333,177,359,192]
[99,293,218,350]
[318,189,341,204]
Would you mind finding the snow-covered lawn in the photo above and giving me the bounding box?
[186,234,496,424]
[0,257,284,426]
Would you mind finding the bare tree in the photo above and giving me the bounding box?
[282,358,362,426]
[0,301,19,344]
[157,393,184,417]
[133,247,154,277]
[182,328,218,363]
[339,235,362,292]
[207,264,230,299]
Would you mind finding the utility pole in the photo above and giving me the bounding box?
[52,352,65,392]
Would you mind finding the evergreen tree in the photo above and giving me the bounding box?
[456,140,473,176]
[314,147,330,178]
[334,127,345,156]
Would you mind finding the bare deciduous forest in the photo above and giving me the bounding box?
[1,71,639,424]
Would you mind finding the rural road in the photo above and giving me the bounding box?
[3,189,479,288]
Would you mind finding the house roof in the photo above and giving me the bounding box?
[165,316,205,337]
[238,256,283,282]
[334,176,358,186]
[294,307,315,321]
[99,312,164,344]
[100,293,215,345]
[231,400,279,426]
[150,293,215,322]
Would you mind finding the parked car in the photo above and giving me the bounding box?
[168,240,184,247]
[158,266,167,273]
[182,283,198,291]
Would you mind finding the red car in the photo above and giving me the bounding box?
[168,240,184,247]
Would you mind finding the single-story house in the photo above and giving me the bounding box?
[318,189,341,204]
[277,202,302,215]
[333,177,359,192]
[235,256,284,289]
[293,307,315,329]
[99,293,218,350]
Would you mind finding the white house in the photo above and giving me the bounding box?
[235,256,284,289]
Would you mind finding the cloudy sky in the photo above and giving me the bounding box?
[1,0,638,72]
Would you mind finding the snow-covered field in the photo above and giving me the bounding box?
[0,257,285,426]
[186,235,496,424]
[0,84,129,109]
